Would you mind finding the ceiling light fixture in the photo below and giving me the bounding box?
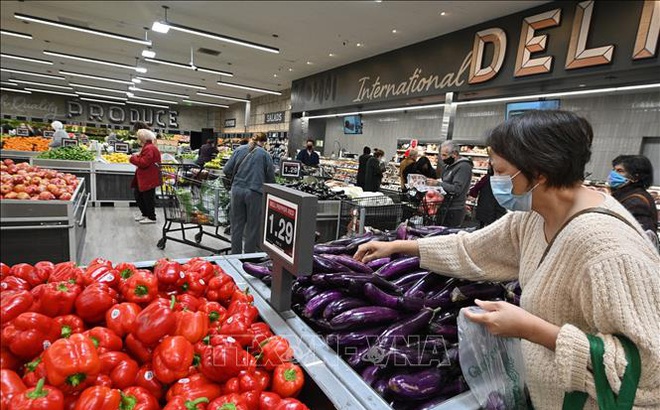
[136,76,205,90]
[79,97,126,105]
[328,53,335,57]
[0,29,33,40]
[184,100,229,108]
[196,92,249,102]
[356,43,363,47]
[10,79,73,90]
[44,50,147,73]
[127,94,177,104]
[70,83,128,94]
[216,81,281,95]
[128,86,187,98]
[76,91,127,101]
[440,12,447,16]
[306,61,314,65]
[0,81,19,86]
[391,29,397,34]
[23,87,78,97]
[127,101,169,109]
[1,53,53,65]
[131,77,142,84]
[144,57,233,77]
[150,6,278,54]
[60,70,134,85]
[141,49,156,58]
[0,67,65,80]
[1,87,31,94]
[14,13,151,45]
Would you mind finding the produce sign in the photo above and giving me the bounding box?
[280,161,302,179]
[16,128,29,137]
[62,138,78,147]
[37,146,95,162]
[0,256,312,410]
[1,136,51,152]
[243,223,522,409]
[0,159,78,201]
[264,195,298,263]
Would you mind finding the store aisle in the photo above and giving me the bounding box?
[81,207,231,265]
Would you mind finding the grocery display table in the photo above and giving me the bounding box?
[93,162,136,205]
[0,178,89,265]
[30,158,94,201]
[0,149,41,164]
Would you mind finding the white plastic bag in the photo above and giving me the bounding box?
[457,307,528,410]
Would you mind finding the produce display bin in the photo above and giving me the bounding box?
[30,158,94,201]
[0,149,41,164]
[93,162,136,204]
[0,178,89,265]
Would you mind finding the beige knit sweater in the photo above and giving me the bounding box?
[417,195,660,409]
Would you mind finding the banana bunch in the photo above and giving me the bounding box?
[204,157,223,169]
[103,153,131,163]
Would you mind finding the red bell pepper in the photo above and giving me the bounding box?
[241,390,260,410]
[163,397,209,410]
[218,314,253,347]
[1,313,60,359]
[9,377,64,410]
[82,264,120,289]
[73,386,121,410]
[199,343,256,383]
[88,258,112,267]
[223,377,240,394]
[239,370,270,392]
[10,264,47,288]
[153,259,182,291]
[74,283,119,324]
[53,315,85,339]
[43,334,101,394]
[259,392,282,410]
[176,294,202,312]
[115,262,137,287]
[271,364,303,399]
[198,301,227,326]
[120,270,158,305]
[152,336,194,384]
[1,348,20,372]
[186,259,215,282]
[83,327,122,354]
[124,335,153,365]
[22,356,47,388]
[61,393,79,410]
[1,369,26,410]
[174,310,209,344]
[48,263,83,286]
[132,296,177,346]
[105,303,141,338]
[258,337,293,371]
[94,374,113,388]
[248,323,273,353]
[1,277,30,293]
[230,290,254,305]
[207,394,248,410]
[0,263,9,280]
[31,282,80,318]
[227,300,259,325]
[177,270,207,298]
[165,373,223,403]
[1,290,33,325]
[204,274,236,305]
[134,365,164,401]
[99,351,138,390]
[274,398,309,410]
[120,386,159,410]
[34,261,55,282]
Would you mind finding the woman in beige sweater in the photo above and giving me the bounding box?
[355,110,660,409]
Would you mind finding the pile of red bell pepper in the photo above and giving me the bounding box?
[0,258,310,410]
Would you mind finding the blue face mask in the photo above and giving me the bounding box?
[607,170,629,189]
[490,171,538,212]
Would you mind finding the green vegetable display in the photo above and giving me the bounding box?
[37,146,96,161]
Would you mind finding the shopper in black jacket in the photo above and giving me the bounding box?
[469,165,506,228]
[356,146,371,189]
[428,141,473,227]
[196,138,218,167]
[364,149,385,192]
[609,155,657,234]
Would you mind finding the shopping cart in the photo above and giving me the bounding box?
[404,190,455,227]
[339,189,412,237]
[156,163,231,254]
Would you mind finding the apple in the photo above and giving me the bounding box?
[38,191,55,200]
[16,192,30,200]
[30,176,42,185]
[45,171,56,179]
[47,184,60,194]
[58,192,72,201]
[13,184,26,193]
[0,184,11,195]
[12,175,25,184]
[24,186,37,195]
[3,159,14,166]
[4,192,18,199]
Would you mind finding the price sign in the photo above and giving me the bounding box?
[16,128,29,136]
[43,130,54,138]
[263,195,297,264]
[280,160,302,178]
[114,142,129,154]
[62,138,78,147]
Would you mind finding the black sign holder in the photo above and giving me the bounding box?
[280,160,302,179]
[260,184,317,312]
[62,138,78,147]
[114,142,130,154]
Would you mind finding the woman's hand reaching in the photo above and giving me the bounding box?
[353,240,420,263]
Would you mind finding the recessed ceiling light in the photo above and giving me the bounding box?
[11,79,73,90]
[128,86,187,98]
[328,53,335,57]
[76,91,128,101]
[356,43,363,47]
[129,95,178,104]
[141,49,156,58]
[391,29,397,34]
[80,97,126,105]
[196,92,249,103]
[0,29,33,40]
[60,70,133,85]
[70,83,128,94]
[440,11,446,16]
[306,61,314,65]
[44,50,147,72]
[0,67,65,80]
[288,68,293,72]
[273,74,278,78]
[23,87,78,97]
[184,99,228,108]
[579,84,586,87]
[136,76,206,90]
[1,53,53,65]
[216,81,281,95]
[1,87,31,94]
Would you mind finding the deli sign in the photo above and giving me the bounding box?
[291,0,660,112]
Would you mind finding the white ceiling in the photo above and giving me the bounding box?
[1,1,547,105]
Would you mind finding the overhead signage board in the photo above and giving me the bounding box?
[224,118,237,128]
[265,111,286,124]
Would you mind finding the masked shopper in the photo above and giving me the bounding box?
[428,141,473,227]
[355,110,660,409]
[609,155,657,234]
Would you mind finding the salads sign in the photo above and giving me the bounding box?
[291,0,660,112]
[66,101,179,128]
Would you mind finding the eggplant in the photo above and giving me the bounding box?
[485,391,507,410]
[396,222,408,240]
[376,257,420,280]
[361,365,383,386]
[321,254,373,273]
[313,273,401,294]
[429,310,458,327]
[412,378,469,410]
[366,257,392,271]
[313,244,348,255]
[326,326,386,348]
[403,273,444,297]
[322,297,369,320]
[384,345,437,367]
[242,262,272,279]
[345,234,388,254]
[373,377,391,398]
[303,290,345,318]
[345,345,371,370]
[450,282,504,303]
[302,285,323,302]
[427,323,458,340]
[392,271,429,289]
[388,367,445,400]
[313,255,352,273]
[364,283,427,312]
[378,308,435,348]
[304,316,334,332]
[261,275,272,286]
[329,306,402,330]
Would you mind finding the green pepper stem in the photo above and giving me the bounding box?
[67,373,86,387]
[134,285,148,296]
[284,368,298,382]
[57,283,69,292]
[208,311,220,323]
[119,392,137,410]
[61,325,72,339]
[170,294,176,310]
[120,269,133,279]
[25,357,42,372]
[187,397,209,410]
[26,378,48,399]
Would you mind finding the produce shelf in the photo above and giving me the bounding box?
[0,149,41,163]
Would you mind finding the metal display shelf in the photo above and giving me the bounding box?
[222,253,480,410]
[317,199,342,242]
[0,178,89,265]
[93,162,136,204]
[0,150,42,164]
[30,158,94,203]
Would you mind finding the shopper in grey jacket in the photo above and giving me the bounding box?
[223,133,275,254]
[429,141,473,227]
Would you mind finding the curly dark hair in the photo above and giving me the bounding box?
[612,155,654,188]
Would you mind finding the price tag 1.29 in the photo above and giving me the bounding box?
[263,195,297,264]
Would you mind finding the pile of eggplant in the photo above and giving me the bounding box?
[242,228,522,410]
[283,181,349,201]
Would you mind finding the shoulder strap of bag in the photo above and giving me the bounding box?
[538,207,641,267]
[229,146,257,184]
